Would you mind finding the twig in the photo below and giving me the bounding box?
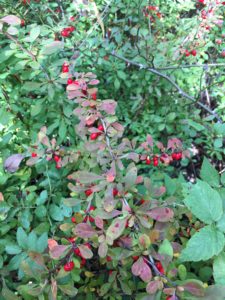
[4,32,51,81]
[155,63,225,71]
[110,51,223,123]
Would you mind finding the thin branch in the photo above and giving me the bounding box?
[155,63,225,71]
[110,51,222,123]
[4,32,51,81]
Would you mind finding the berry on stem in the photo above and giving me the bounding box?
[31,152,37,158]
[98,124,104,132]
[146,156,151,165]
[191,49,197,56]
[64,261,74,272]
[85,189,93,197]
[113,188,119,197]
[67,78,73,85]
[54,155,60,163]
[90,132,99,140]
[71,216,76,223]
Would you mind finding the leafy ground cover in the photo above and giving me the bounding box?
[0,0,225,299]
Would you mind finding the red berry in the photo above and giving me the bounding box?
[54,155,60,162]
[62,65,69,73]
[90,132,99,140]
[146,156,151,165]
[132,256,139,261]
[74,248,81,256]
[191,49,197,56]
[67,78,73,85]
[155,261,165,274]
[198,0,204,3]
[73,80,80,86]
[98,124,104,132]
[61,29,70,37]
[56,164,61,169]
[70,16,75,21]
[88,216,95,222]
[71,216,76,223]
[31,152,37,158]
[113,188,119,197]
[83,216,88,222]
[89,205,96,211]
[106,256,112,262]
[125,220,129,228]
[68,237,75,243]
[84,243,91,249]
[68,26,75,32]
[171,153,177,160]
[221,50,225,58]
[91,92,97,100]
[185,50,190,57]
[20,19,25,26]
[108,270,113,275]
[166,297,172,300]
[85,189,93,197]
[64,261,74,272]
[140,199,146,205]
[80,258,86,267]
[153,157,159,166]
[176,152,182,160]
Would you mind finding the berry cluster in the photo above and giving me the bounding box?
[184,49,197,57]
[61,26,75,38]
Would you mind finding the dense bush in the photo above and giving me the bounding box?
[0,1,225,299]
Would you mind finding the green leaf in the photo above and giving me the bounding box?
[184,180,222,224]
[2,280,20,300]
[36,190,48,205]
[41,41,64,55]
[180,225,225,262]
[221,173,225,186]
[58,284,78,296]
[17,227,28,250]
[23,82,42,91]
[31,103,42,117]
[158,239,173,258]
[5,245,22,255]
[216,213,225,232]
[200,157,220,187]
[28,231,38,251]
[213,252,225,285]
[49,204,64,221]
[29,26,41,42]
[36,232,48,253]
[117,70,126,80]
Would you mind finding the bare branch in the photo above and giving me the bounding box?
[110,51,223,123]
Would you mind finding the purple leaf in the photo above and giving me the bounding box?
[131,258,152,282]
[106,218,127,244]
[74,223,97,238]
[182,281,205,296]
[146,207,174,222]
[4,154,25,173]
[1,15,20,25]
[99,100,117,115]
[98,242,108,258]
[89,79,100,85]
[78,245,93,259]
[146,280,163,294]
[50,245,69,259]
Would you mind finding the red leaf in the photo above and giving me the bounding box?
[99,100,117,115]
[146,280,163,294]
[4,154,25,173]
[95,216,104,229]
[146,207,174,222]
[78,245,93,259]
[131,258,152,282]
[74,223,97,238]
[50,245,69,259]
[182,281,205,296]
